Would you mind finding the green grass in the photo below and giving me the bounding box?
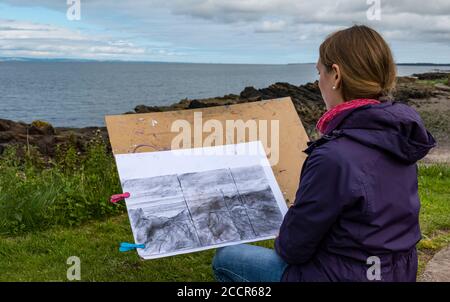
[418,164,450,234]
[416,164,450,275]
[0,137,124,235]
[0,136,448,281]
[0,214,276,281]
[417,78,450,86]
[0,215,211,281]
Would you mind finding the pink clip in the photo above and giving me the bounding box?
[110,192,130,203]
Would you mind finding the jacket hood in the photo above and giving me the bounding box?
[324,101,437,164]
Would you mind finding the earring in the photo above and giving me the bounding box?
[332,86,336,90]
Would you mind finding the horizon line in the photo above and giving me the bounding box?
[1,57,450,66]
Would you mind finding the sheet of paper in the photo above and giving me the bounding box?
[115,141,288,260]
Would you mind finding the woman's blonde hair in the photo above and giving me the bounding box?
[319,25,397,101]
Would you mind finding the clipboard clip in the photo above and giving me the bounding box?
[119,242,145,252]
[110,192,130,203]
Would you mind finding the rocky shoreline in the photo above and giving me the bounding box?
[1,72,449,158]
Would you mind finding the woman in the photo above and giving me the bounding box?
[211,25,436,282]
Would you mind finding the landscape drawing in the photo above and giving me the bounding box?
[121,164,285,259]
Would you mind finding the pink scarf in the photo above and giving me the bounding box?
[316,99,380,135]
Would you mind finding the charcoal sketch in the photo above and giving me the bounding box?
[122,165,284,259]
[114,141,288,259]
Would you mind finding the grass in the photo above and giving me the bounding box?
[0,214,276,281]
[417,78,450,86]
[0,138,274,281]
[418,164,450,233]
[416,164,450,275]
[0,135,124,235]
[0,137,449,281]
[0,215,214,281]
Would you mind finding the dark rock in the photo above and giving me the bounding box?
[393,82,435,102]
[34,135,56,155]
[187,99,225,109]
[397,77,417,84]
[188,100,208,109]
[240,86,262,101]
[0,119,12,131]
[0,132,14,143]
[28,120,56,135]
[134,105,163,113]
[412,72,450,81]
[254,82,325,133]
[0,119,108,159]
[222,94,240,99]
[394,88,434,101]
[435,84,450,92]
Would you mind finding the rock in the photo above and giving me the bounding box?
[412,72,450,81]
[396,77,417,84]
[28,135,56,156]
[392,77,437,102]
[393,85,435,101]
[188,100,209,109]
[28,120,55,135]
[435,84,450,92]
[421,245,450,282]
[0,132,14,143]
[254,82,325,133]
[0,119,12,131]
[240,86,262,101]
[0,119,108,158]
[134,105,163,113]
[187,99,229,109]
[178,98,191,106]
[0,119,28,134]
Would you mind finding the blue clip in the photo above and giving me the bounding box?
[119,242,145,252]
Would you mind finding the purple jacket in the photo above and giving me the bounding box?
[275,101,436,282]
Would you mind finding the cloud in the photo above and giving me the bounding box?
[0,18,185,60]
[0,0,449,63]
[255,20,287,33]
[149,0,450,42]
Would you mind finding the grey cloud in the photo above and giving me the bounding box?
[144,0,450,46]
[1,0,449,62]
[0,19,182,60]
[384,0,450,16]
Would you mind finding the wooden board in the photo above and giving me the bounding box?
[105,97,309,205]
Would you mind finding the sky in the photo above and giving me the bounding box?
[0,0,449,64]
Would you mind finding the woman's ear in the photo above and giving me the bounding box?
[331,64,341,89]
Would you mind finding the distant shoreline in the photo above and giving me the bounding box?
[396,63,450,67]
[1,57,450,66]
[1,71,449,159]
[0,64,449,128]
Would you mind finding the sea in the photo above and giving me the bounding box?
[0,62,448,127]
